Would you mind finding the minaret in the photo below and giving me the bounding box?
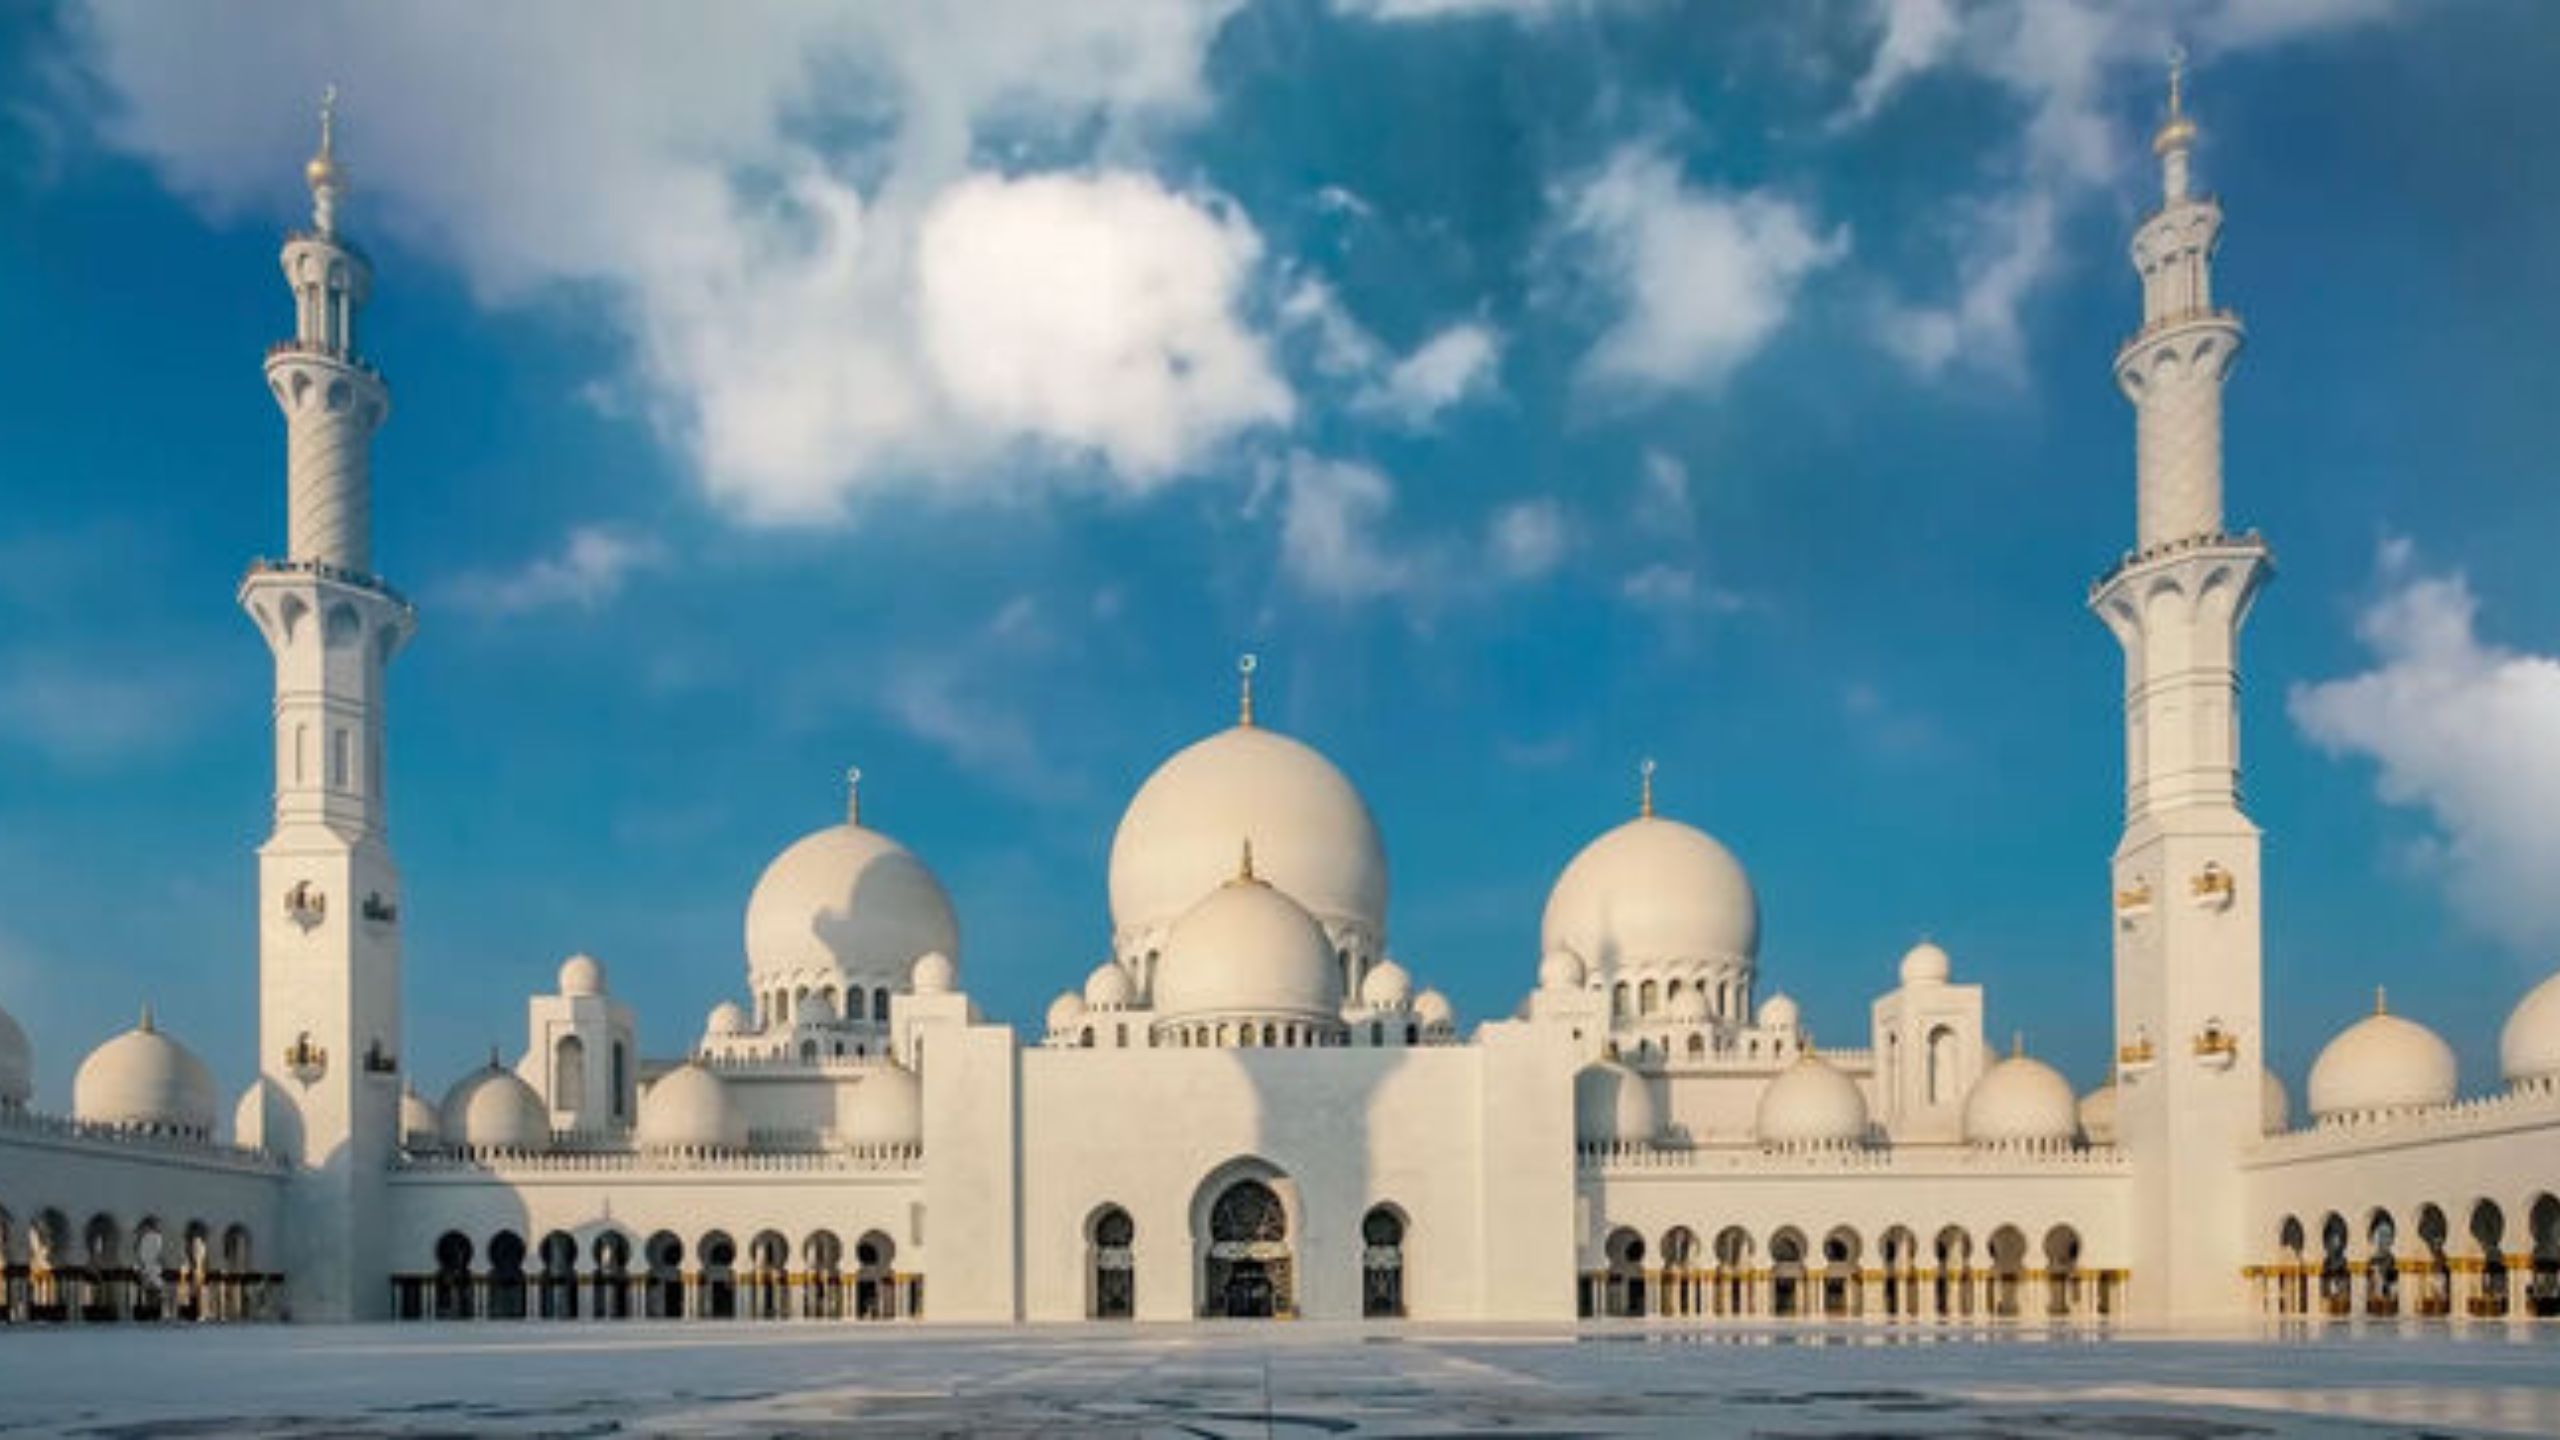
[237,88,411,1322]
[2089,54,2271,1321]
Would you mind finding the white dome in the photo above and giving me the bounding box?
[745,819,958,996]
[1755,1053,1867,1148]
[911,949,957,996]
[1542,815,1758,977]
[399,1085,441,1148]
[845,1061,922,1147]
[2261,1066,2291,1134]
[1083,961,1134,1010]
[557,953,606,997]
[0,999,29,1107]
[1963,1052,2079,1147]
[2500,969,2560,1086]
[2077,1082,2116,1145]
[1537,948,1585,992]
[1109,723,1386,947]
[1756,992,1800,1033]
[637,1064,744,1151]
[1574,1060,1658,1146]
[1359,959,1413,1009]
[1413,988,1454,1030]
[706,1001,750,1037]
[1666,985,1709,1021]
[1045,991,1088,1034]
[73,1011,217,1136]
[440,1063,550,1151]
[1151,871,1345,1024]
[1900,941,1951,987]
[2308,998,2457,1120]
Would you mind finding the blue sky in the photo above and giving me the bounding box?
[4,0,2560,1110]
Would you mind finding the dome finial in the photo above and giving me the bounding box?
[2011,1030,2025,1059]
[1236,652,1259,728]
[1237,836,1258,883]
[2152,43,2199,199]
[305,84,346,234]
[2375,985,2388,1016]
[844,764,863,826]
[138,1002,156,1034]
[1638,756,1657,818]
[487,1044,502,1069]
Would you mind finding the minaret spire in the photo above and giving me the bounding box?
[2155,47,2198,204]
[1638,757,1657,819]
[1236,652,1258,728]
[845,765,864,826]
[306,84,345,236]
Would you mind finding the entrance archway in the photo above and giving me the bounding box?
[1200,1177,1292,1318]
[1361,1206,1406,1318]
[1088,1206,1135,1320]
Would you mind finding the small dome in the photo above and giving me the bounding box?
[2500,969,2560,1087]
[1963,1052,2079,1147]
[1083,961,1135,1010]
[1900,941,1951,987]
[1666,985,1709,1021]
[845,1061,922,1147]
[1413,988,1453,1030]
[637,1064,743,1152]
[1110,722,1387,949]
[706,1001,750,1037]
[1756,993,1800,1033]
[1574,1060,1658,1146]
[1543,814,1759,978]
[0,999,29,1107]
[558,953,606,997]
[399,1085,441,1148]
[2308,996,2457,1121]
[2260,1065,2290,1134]
[73,1010,217,1137]
[1537,948,1586,992]
[1046,991,1088,1034]
[440,1062,550,1151]
[1152,867,1345,1024]
[911,950,957,996]
[2077,1082,2116,1145]
[745,817,959,997]
[1360,959,1413,1009]
[1755,1053,1867,1149]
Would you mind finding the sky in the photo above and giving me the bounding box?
[3,0,2559,1114]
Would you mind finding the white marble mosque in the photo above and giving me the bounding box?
[3,76,2558,1331]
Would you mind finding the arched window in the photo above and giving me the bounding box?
[1639,979,1659,1016]
[1090,1207,1136,1320]
[610,1041,629,1120]
[552,1034,586,1113]
[873,987,891,1022]
[1926,1026,1957,1106]
[1361,1207,1406,1318]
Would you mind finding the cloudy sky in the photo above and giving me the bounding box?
[4,0,2558,1108]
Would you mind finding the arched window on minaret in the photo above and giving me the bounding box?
[553,1035,585,1113]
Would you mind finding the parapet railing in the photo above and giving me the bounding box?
[0,1104,287,1173]
[242,556,412,609]
[2248,1080,2560,1166]
[1579,1140,2130,1175]
[395,1142,923,1175]
[2090,528,2267,594]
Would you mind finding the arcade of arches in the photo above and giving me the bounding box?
[0,1207,271,1324]
[2256,1193,2560,1321]
[394,1227,917,1322]
[1583,1222,2122,1321]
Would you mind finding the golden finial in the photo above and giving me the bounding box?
[2011,1030,2025,1059]
[138,1002,156,1034]
[1237,652,1258,728]
[488,1045,503,1069]
[845,765,863,826]
[2374,985,2388,1016]
[1639,757,1657,819]
[2154,43,2198,156]
[306,85,343,189]
[1237,837,1259,883]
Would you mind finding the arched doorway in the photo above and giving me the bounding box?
[1879,1226,1920,1318]
[2414,1205,2450,1316]
[2365,1211,2400,1317]
[1713,1227,1754,1316]
[698,1231,738,1319]
[131,1219,168,1322]
[1601,1227,1646,1318]
[854,1231,898,1319]
[1934,1226,1974,1318]
[1768,1228,1807,1317]
[2529,1194,2560,1318]
[1986,1226,2027,1319]
[748,1231,790,1320]
[1361,1206,1407,1318]
[487,1231,529,1319]
[432,1232,474,1321]
[2470,1200,2509,1318]
[805,1231,844,1319]
[2318,1213,2352,1317]
[1204,1180,1291,1318]
[1659,1227,1698,1317]
[1089,1207,1135,1320]
[591,1232,632,1319]
[1820,1227,1862,1317]
[643,1232,683,1319]
[2043,1225,2082,1318]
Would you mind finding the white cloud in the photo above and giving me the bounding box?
[1276,453,1413,602]
[1633,448,1694,539]
[1334,0,1574,19]
[1619,563,1697,610]
[1559,144,1847,394]
[1356,321,1503,427]
[1837,0,2402,380]
[917,172,1292,489]
[440,526,665,617]
[67,1,1261,526]
[0,656,203,764]
[2290,545,2560,952]
[1487,499,1568,580]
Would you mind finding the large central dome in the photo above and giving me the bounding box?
[1109,722,1387,951]
[1541,814,1759,974]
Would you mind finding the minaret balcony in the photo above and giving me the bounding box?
[264,338,382,382]
[242,555,412,610]
[2114,306,2240,361]
[2088,528,2268,597]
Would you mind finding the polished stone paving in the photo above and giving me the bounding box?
[2,1320,2556,1436]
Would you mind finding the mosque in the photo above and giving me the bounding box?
[3,76,2557,1330]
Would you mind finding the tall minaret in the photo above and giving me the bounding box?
[237,88,411,1322]
[2090,53,2271,1321]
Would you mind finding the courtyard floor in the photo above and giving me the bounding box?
[0,1320,2555,1437]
